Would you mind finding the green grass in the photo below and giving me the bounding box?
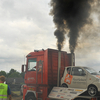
[12,91,20,96]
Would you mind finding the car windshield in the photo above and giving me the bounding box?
[83,67,100,75]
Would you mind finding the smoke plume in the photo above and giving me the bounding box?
[50,0,94,52]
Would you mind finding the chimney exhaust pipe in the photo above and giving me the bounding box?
[57,50,61,87]
[71,52,75,66]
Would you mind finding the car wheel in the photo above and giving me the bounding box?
[88,85,98,96]
[61,84,68,88]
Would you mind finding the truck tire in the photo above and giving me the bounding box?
[88,85,98,96]
[26,96,35,100]
[25,93,36,100]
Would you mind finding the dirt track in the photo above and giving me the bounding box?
[12,96,23,100]
[10,91,23,100]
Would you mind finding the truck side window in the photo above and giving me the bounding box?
[28,58,37,71]
[72,67,86,76]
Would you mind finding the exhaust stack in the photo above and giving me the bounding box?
[71,52,75,66]
[57,50,61,87]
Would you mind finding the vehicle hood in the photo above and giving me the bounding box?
[92,75,100,79]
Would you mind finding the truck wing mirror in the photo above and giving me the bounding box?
[22,65,25,72]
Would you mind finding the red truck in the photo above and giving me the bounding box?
[21,48,100,100]
[22,48,74,100]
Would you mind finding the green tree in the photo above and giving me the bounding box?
[8,72,22,78]
[9,69,16,73]
[0,71,7,77]
[20,72,25,79]
[7,68,22,78]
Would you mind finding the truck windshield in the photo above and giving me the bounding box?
[83,67,100,75]
[28,58,37,71]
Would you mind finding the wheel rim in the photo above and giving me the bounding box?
[29,98,33,100]
[27,96,34,100]
[88,86,97,96]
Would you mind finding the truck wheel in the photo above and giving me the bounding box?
[88,85,98,96]
[25,95,36,100]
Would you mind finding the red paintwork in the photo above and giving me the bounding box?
[23,84,28,100]
[23,49,72,100]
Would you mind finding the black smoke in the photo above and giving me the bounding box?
[50,0,94,52]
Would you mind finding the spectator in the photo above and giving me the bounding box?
[0,75,12,100]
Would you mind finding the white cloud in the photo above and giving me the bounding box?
[0,0,56,72]
[0,0,100,74]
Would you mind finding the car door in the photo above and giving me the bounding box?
[64,67,73,87]
[71,67,87,89]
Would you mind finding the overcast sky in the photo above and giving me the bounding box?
[0,0,100,73]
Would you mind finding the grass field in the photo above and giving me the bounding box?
[12,91,20,96]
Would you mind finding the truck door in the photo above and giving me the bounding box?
[71,67,87,89]
[25,55,44,85]
[24,58,37,84]
[36,58,44,84]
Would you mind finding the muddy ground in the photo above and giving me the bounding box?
[12,96,23,100]
[10,91,23,100]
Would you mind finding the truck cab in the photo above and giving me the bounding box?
[22,49,73,100]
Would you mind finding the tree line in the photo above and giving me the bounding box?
[0,69,25,78]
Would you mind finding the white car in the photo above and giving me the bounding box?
[61,66,100,96]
